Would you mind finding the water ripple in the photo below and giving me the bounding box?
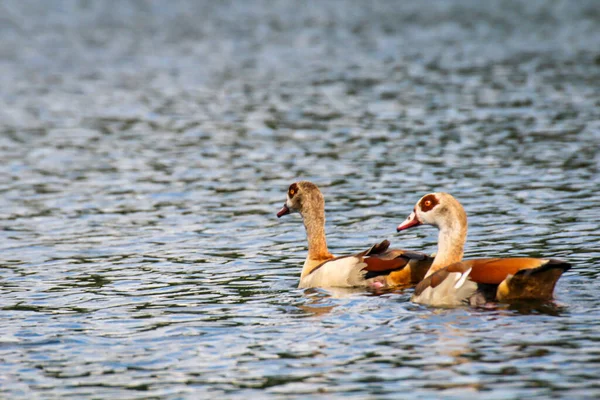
[1,0,599,398]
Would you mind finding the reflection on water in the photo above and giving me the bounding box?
[1,0,600,398]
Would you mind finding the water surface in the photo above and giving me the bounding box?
[1,1,600,398]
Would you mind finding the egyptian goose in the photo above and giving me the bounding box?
[396,192,571,306]
[277,181,433,289]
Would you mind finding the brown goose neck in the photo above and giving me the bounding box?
[302,204,332,261]
[426,209,468,277]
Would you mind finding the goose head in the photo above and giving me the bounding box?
[396,192,466,232]
[277,181,324,218]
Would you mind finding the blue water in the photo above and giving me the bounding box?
[1,1,599,398]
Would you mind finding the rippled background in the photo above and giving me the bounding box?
[1,1,600,398]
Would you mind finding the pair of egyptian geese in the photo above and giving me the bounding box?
[277,181,571,307]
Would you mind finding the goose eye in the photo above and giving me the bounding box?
[288,183,299,198]
[420,195,437,211]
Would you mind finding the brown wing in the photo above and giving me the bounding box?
[496,258,571,301]
[362,255,410,281]
[377,249,431,261]
[413,262,472,296]
[308,240,394,277]
[362,246,434,284]
[380,249,434,284]
[464,258,551,285]
[361,240,391,257]
[414,258,571,301]
[408,258,434,283]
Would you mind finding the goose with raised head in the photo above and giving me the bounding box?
[277,181,433,289]
[396,192,571,306]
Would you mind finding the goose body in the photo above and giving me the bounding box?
[397,193,571,306]
[277,181,433,289]
[298,240,432,289]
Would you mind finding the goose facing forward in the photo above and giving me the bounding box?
[396,192,571,307]
[277,181,432,289]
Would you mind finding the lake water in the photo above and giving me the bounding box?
[1,1,600,398]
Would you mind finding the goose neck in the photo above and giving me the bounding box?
[426,220,467,277]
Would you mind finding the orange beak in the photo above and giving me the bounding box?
[397,210,421,232]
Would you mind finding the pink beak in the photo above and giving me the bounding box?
[397,210,422,232]
[277,204,290,218]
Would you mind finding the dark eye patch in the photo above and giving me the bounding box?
[288,183,299,198]
[419,194,438,212]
